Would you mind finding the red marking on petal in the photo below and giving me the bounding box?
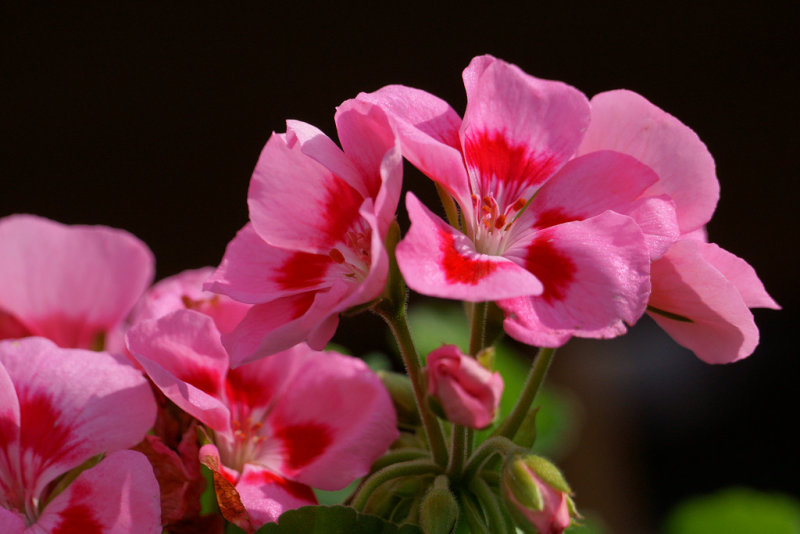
[241,469,317,503]
[290,293,316,320]
[533,208,576,229]
[274,422,332,472]
[439,228,498,285]
[524,234,576,304]
[320,175,363,244]
[225,369,273,412]
[52,503,103,534]
[19,391,77,463]
[181,366,222,396]
[463,130,558,191]
[275,252,331,291]
[329,248,345,264]
[0,309,31,340]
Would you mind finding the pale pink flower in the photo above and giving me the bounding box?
[0,215,154,351]
[0,337,159,533]
[425,345,503,429]
[577,90,779,362]
[358,55,674,347]
[205,101,401,365]
[126,309,398,529]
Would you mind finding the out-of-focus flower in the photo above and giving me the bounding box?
[126,309,398,530]
[425,345,503,429]
[502,455,577,534]
[205,100,402,365]
[577,90,779,363]
[0,215,154,351]
[359,55,671,347]
[0,337,159,533]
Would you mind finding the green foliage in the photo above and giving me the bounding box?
[254,505,423,534]
[663,488,800,534]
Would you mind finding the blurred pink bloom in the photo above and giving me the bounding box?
[425,345,503,429]
[126,309,398,529]
[359,55,670,346]
[0,215,154,351]
[206,101,402,365]
[577,90,779,362]
[0,337,159,533]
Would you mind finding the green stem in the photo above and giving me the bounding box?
[460,492,490,534]
[374,303,449,467]
[492,347,556,441]
[370,448,429,472]
[462,436,523,483]
[468,301,489,356]
[351,459,443,511]
[435,183,461,230]
[470,476,512,534]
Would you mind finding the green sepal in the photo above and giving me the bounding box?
[503,457,543,511]
[476,346,495,371]
[419,476,458,534]
[523,455,572,495]
[512,407,539,449]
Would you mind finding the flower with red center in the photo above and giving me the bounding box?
[126,309,398,529]
[576,90,779,362]
[0,215,154,352]
[358,55,676,346]
[0,337,159,533]
[205,100,401,365]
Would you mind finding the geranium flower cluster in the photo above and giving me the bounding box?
[0,55,777,533]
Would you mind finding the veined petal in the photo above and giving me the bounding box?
[357,85,470,201]
[206,224,335,304]
[248,132,365,254]
[698,243,779,309]
[500,212,651,346]
[34,450,160,534]
[648,240,760,363]
[0,338,155,499]
[460,56,590,200]
[336,201,389,311]
[577,89,719,233]
[235,464,317,529]
[259,348,397,490]
[126,310,232,433]
[396,193,544,302]
[0,215,154,349]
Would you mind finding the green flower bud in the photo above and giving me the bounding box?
[419,475,458,534]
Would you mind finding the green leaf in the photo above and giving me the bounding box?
[663,488,800,534]
[254,505,423,534]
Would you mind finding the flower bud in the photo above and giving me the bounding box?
[419,476,458,534]
[502,455,577,534]
[425,344,503,429]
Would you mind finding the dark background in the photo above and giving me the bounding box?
[2,3,797,532]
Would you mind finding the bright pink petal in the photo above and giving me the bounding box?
[235,464,317,529]
[0,508,24,533]
[698,243,779,309]
[248,132,366,255]
[127,310,232,433]
[0,215,154,349]
[0,338,155,500]
[577,90,719,233]
[619,195,680,260]
[206,224,335,304]
[499,212,651,346]
[648,239,761,364]
[34,450,160,534]
[460,56,590,201]
[356,84,470,200]
[258,348,398,490]
[396,193,544,302]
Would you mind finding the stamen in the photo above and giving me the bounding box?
[511,197,526,212]
[494,214,506,229]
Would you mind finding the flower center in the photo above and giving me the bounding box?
[328,226,372,282]
[470,194,528,256]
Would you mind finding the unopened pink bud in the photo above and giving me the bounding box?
[502,455,576,534]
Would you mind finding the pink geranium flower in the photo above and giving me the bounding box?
[205,100,401,365]
[0,215,154,351]
[0,337,159,533]
[126,309,398,530]
[358,55,674,346]
[425,345,503,429]
[576,90,779,363]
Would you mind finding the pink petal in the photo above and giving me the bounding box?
[577,90,719,233]
[0,360,21,501]
[35,450,160,534]
[648,239,761,364]
[499,212,651,346]
[460,56,590,199]
[206,224,335,304]
[0,215,154,349]
[356,84,470,200]
[248,132,366,255]
[127,310,232,433]
[0,338,155,498]
[258,348,398,490]
[396,193,544,301]
[0,508,24,533]
[698,243,779,309]
[235,464,317,529]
